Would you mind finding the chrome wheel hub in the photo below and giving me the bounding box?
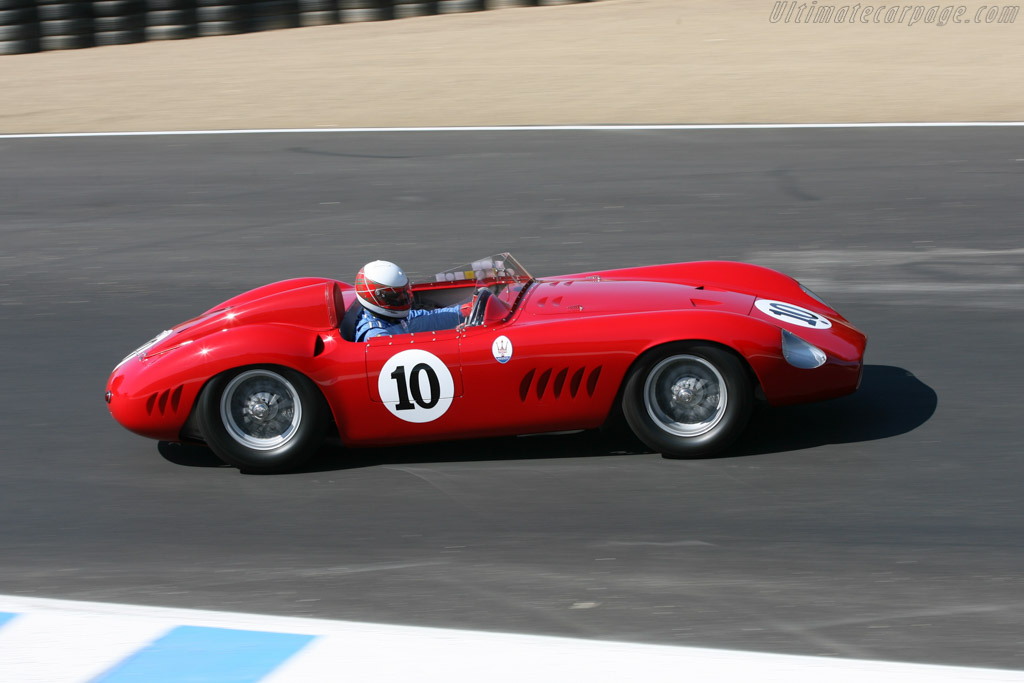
[644,354,728,437]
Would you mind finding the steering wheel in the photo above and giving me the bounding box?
[466,288,493,327]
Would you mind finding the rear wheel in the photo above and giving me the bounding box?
[622,345,752,458]
[198,366,328,473]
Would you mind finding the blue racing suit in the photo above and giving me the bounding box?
[355,305,463,342]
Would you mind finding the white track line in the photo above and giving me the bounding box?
[2,595,1023,683]
[2,122,1024,139]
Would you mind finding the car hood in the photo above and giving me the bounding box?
[524,277,755,317]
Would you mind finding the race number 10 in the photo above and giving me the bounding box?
[754,299,833,330]
[378,349,455,423]
[390,363,440,410]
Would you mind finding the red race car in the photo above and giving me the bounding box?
[106,254,866,473]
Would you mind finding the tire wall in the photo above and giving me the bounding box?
[0,0,595,54]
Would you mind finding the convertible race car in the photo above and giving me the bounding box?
[106,254,866,473]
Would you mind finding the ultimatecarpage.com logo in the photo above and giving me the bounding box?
[769,2,1019,26]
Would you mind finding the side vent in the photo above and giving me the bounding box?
[569,368,585,397]
[552,368,568,398]
[519,365,603,401]
[535,369,552,399]
[519,369,536,402]
[147,386,185,414]
[313,335,325,357]
[586,366,602,397]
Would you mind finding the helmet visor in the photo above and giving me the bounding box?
[373,284,412,310]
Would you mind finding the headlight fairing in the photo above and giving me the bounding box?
[781,328,827,369]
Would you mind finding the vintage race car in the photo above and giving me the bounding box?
[106,253,866,473]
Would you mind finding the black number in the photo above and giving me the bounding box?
[390,363,440,410]
[409,363,440,409]
[769,302,820,326]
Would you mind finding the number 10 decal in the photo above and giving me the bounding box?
[378,349,455,423]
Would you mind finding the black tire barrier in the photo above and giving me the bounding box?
[338,0,390,23]
[0,6,35,21]
[436,0,483,13]
[195,0,243,37]
[35,0,93,50]
[393,0,434,18]
[0,37,38,52]
[94,26,142,41]
[297,0,333,25]
[247,0,298,31]
[145,0,196,39]
[92,0,142,14]
[93,0,143,45]
[1,0,594,54]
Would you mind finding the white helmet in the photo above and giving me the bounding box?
[355,260,413,319]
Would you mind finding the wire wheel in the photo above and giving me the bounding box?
[643,354,727,437]
[622,344,752,459]
[219,369,303,450]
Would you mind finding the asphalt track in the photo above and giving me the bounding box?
[1,128,1022,670]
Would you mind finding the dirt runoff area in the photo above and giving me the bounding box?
[1,0,1022,133]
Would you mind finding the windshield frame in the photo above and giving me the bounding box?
[409,253,534,325]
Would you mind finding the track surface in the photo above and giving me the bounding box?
[1,129,1022,669]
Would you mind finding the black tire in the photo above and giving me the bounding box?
[0,37,38,53]
[394,1,435,18]
[39,17,93,34]
[621,344,752,459]
[94,27,144,43]
[0,22,35,39]
[196,4,238,20]
[94,13,143,30]
[298,0,333,11]
[39,33,93,48]
[92,0,145,16]
[37,2,90,20]
[197,19,243,34]
[198,366,329,474]
[338,7,388,20]
[0,7,36,23]
[146,8,194,23]
[145,22,195,38]
[437,0,483,13]
[0,0,34,10]
[298,9,336,24]
[146,0,189,10]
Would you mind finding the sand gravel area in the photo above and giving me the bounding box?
[1,0,1022,133]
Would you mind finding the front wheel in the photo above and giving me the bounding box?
[621,345,752,459]
[198,366,329,473]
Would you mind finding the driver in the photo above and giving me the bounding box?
[354,260,466,342]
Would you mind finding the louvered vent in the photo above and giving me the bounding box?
[519,366,602,401]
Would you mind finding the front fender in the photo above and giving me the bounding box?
[107,324,327,441]
[605,309,863,406]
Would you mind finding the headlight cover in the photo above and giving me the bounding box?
[781,328,827,369]
[115,329,172,369]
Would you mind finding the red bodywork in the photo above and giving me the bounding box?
[106,260,866,448]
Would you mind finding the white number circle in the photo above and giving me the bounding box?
[755,299,832,329]
[378,349,455,423]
